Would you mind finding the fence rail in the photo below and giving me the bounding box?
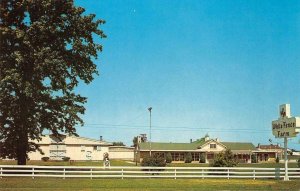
[0,165,299,179]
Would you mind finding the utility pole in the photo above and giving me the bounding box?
[148,107,152,157]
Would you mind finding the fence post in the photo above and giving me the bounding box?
[253,169,255,180]
[0,167,2,179]
[227,169,230,179]
[90,168,93,180]
[122,168,124,180]
[63,168,65,179]
[32,167,34,179]
[202,169,204,179]
[174,169,176,179]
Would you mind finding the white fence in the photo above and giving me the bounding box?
[0,165,299,179]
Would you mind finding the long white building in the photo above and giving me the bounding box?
[28,134,134,161]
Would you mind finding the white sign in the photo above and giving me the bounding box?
[272,104,300,138]
[272,117,300,138]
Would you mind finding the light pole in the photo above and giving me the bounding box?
[148,107,152,157]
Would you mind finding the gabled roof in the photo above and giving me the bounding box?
[139,139,206,151]
[139,139,255,151]
[257,144,283,150]
[221,142,255,150]
[34,134,112,146]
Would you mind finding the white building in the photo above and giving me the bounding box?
[28,134,134,161]
[108,146,135,161]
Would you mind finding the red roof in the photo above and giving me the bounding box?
[257,144,282,149]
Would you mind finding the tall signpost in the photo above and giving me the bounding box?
[272,104,300,181]
[148,107,152,157]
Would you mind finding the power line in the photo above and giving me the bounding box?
[79,123,271,133]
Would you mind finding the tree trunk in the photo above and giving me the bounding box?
[17,92,29,165]
[17,131,28,165]
[17,148,27,165]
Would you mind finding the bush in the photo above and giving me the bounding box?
[184,152,192,163]
[276,156,280,163]
[200,153,206,163]
[211,149,238,167]
[141,153,166,167]
[165,152,172,163]
[41,157,49,162]
[251,154,257,163]
[62,157,70,161]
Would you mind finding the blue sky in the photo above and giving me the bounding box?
[74,0,300,149]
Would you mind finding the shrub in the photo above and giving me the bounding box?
[141,153,166,167]
[184,152,193,163]
[41,157,49,162]
[62,157,70,161]
[276,156,279,163]
[211,149,238,167]
[200,153,206,163]
[165,152,172,163]
[251,154,257,163]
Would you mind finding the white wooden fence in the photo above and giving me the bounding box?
[0,165,299,179]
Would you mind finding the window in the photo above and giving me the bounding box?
[210,144,216,149]
[93,146,101,151]
[81,145,85,152]
[192,153,200,161]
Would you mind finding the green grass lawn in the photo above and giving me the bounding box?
[0,178,299,191]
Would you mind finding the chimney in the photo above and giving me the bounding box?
[258,143,260,148]
[204,136,210,142]
[190,139,192,143]
[100,136,103,141]
[216,138,220,142]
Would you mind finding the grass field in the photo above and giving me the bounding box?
[0,178,299,191]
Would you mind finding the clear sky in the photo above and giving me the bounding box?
[74,0,300,150]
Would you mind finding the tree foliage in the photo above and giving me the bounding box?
[184,152,192,163]
[112,142,125,146]
[200,153,206,163]
[0,0,105,164]
[141,153,166,167]
[132,137,138,148]
[251,154,257,163]
[211,149,238,167]
[165,152,172,163]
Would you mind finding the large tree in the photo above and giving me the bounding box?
[0,0,106,165]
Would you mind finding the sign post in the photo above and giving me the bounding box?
[272,104,300,181]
